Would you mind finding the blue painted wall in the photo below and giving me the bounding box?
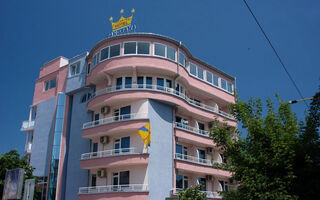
[62,89,91,200]
[148,99,174,200]
[30,97,56,177]
[65,52,88,93]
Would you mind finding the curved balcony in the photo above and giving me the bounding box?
[174,122,216,147]
[174,153,231,178]
[78,184,148,200]
[82,113,148,138]
[80,148,148,169]
[89,84,235,122]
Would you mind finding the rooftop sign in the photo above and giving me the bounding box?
[109,9,136,36]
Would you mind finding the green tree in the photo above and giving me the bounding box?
[177,184,207,200]
[0,149,34,198]
[293,90,320,199]
[211,97,299,200]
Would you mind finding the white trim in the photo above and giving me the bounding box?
[123,41,151,56]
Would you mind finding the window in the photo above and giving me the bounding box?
[93,53,98,67]
[114,136,130,153]
[213,74,219,87]
[45,78,56,91]
[190,63,204,80]
[198,149,206,163]
[91,174,96,187]
[137,42,150,54]
[176,175,188,189]
[219,180,229,192]
[113,105,131,120]
[157,78,164,90]
[70,62,80,76]
[146,77,152,89]
[198,122,205,134]
[154,43,165,57]
[116,77,122,90]
[80,93,93,103]
[179,51,186,67]
[87,63,91,74]
[94,113,99,125]
[92,142,98,152]
[227,81,233,93]
[166,79,172,88]
[176,144,188,159]
[100,47,109,61]
[206,71,213,84]
[167,46,176,61]
[31,106,37,120]
[137,76,144,88]
[198,178,206,191]
[124,42,136,54]
[125,77,132,88]
[110,44,121,58]
[221,79,227,90]
[113,171,130,186]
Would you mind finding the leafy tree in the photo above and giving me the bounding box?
[293,90,320,199]
[211,97,299,200]
[0,149,34,198]
[177,184,207,200]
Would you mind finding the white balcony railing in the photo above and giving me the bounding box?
[83,112,147,129]
[81,147,143,160]
[172,188,222,199]
[93,84,235,120]
[175,122,210,137]
[21,120,35,131]
[175,153,216,166]
[25,142,32,153]
[79,184,148,194]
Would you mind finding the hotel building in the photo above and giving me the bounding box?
[20,33,237,200]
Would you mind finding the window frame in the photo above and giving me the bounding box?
[123,41,151,56]
[44,78,56,91]
[69,62,81,77]
[100,46,110,62]
[178,51,186,67]
[109,43,121,58]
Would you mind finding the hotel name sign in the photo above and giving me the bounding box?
[109,9,136,36]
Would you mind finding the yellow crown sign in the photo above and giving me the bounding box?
[109,9,135,32]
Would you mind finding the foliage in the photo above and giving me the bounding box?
[0,149,34,198]
[292,90,320,199]
[211,96,299,200]
[177,184,207,200]
[211,162,234,171]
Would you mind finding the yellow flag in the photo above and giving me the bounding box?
[137,123,151,148]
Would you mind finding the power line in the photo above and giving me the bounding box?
[242,0,309,109]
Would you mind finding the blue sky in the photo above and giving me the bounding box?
[1,0,319,154]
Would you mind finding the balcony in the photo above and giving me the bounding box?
[91,84,235,121]
[21,120,35,131]
[175,122,210,137]
[25,142,32,154]
[79,184,148,194]
[83,113,148,129]
[174,153,232,178]
[172,188,222,199]
[78,184,149,200]
[80,148,149,169]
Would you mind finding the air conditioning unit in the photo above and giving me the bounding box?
[165,88,174,93]
[206,175,213,181]
[206,147,213,154]
[101,106,110,115]
[100,136,109,144]
[97,169,106,178]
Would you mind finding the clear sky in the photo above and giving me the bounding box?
[1,0,319,154]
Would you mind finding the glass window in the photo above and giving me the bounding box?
[137,42,149,54]
[92,142,98,152]
[206,71,213,84]
[125,77,132,88]
[120,105,131,120]
[167,46,176,61]
[116,77,122,90]
[124,42,136,55]
[154,43,165,57]
[157,78,164,90]
[91,174,96,187]
[110,44,120,58]
[93,53,98,67]
[121,136,130,152]
[190,63,197,76]
[198,178,206,191]
[219,180,229,192]
[198,149,206,163]
[119,171,129,185]
[100,47,109,61]
[179,52,185,67]
[70,62,80,76]
[197,67,204,80]
[113,172,119,185]
[94,113,99,125]
[176,175,183,189]
[45,79,56,91]
[198,122,205,134]
[213,74,219,87]
[146,77,152,89]
[87,63,91,74]
[137,76,144,88]
[227,82,233,93]
[183,176,188,189]
[166,79,172,88]
[221,79,227,90]
[80,94,87,103]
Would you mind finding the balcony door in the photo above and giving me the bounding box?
[114,136,130,154]
[112,171,130,190]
